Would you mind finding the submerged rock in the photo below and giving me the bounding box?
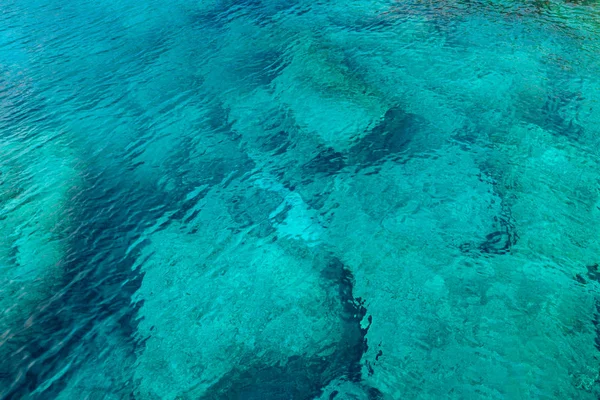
[0,140,81,398]
[201,256,370,400]
[131,174,371,399]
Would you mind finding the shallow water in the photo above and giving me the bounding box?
[1,0,600,398]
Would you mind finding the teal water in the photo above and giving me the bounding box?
[1,0,600,398]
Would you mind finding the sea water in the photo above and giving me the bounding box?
[1,0,600,398]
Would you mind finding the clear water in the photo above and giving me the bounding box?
[1,0,600,398]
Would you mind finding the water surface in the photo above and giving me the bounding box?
[1,0,600,398]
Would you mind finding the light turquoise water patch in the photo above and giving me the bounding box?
[1,0,600,399]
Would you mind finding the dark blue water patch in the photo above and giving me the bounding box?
[0,161,180,398]
[257,129,293,155]
[348,106,422,169]
[295,106,424,185]
[302,147,347,178]
[330,386,385,400]
[320,256,371,383]
[190,0,302,29]
[574,263,600,288]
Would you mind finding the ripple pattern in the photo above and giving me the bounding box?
[1,0,600,399]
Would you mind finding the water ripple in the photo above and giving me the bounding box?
[2,0,600,398]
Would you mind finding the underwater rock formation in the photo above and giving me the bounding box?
[3,0,600,398]
[267,37,391,154]
[0,163,154,398]
[200,256,372,400]
[128,133,376,398]
[299,105,424,179]
[314,137,596,397]
[0,139,81,398]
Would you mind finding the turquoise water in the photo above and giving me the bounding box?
[1,0,600,398]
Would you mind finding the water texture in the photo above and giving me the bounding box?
[1,0,600,398]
